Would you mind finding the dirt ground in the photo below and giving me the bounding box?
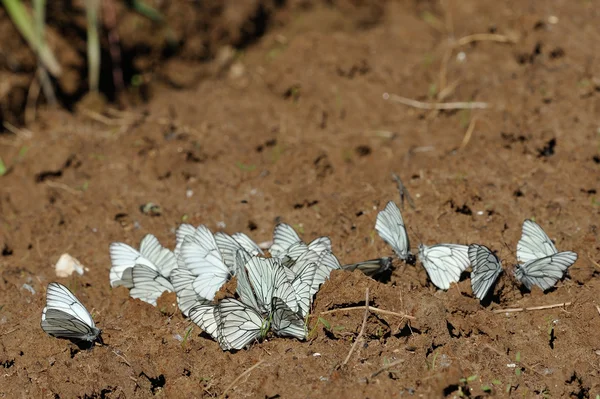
[1,0,600,397]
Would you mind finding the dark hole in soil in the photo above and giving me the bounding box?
[2,244,13,256]
[1,359,14,368]
[355,145,372,157]
[537,138,556,157]
[248,220,258,231]
[140,372,166,394]
[35,170,63,182]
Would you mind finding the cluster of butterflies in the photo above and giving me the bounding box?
[40,199,578,350]
[373,201,579,300]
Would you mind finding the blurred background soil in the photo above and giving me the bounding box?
[1,0,599,397]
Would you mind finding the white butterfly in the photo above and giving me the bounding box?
[109,234,177,288]
[468,244,502,300]
[214,232,263,271]
[189,298,269,351]
[170,268,208,317]
[129,264,174,306]
[418,244,470,290]
[179,225,233,301]
[515,219,578,291]
[242,256,297,315]
[41,283,102,344]
[375,201,413,262]
[341,257,393,278]
[271,297,307,340]
[269,223,331,260]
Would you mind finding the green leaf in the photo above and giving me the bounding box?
[515,368,521,376]
[492,379,501,385]
[481,385,492,392]
[235,162,256,172]
[318,317,331,330]
[0,157,6,176]
[515,351,521,362]
[467,375,478,382]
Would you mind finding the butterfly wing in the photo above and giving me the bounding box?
[188,303,221,341]
[216,299,267,351]
[418,244,470,290]
[41,283,100,342]
[231,232,264,256]
[109,242,153,288]
[468,244,503,300]
[245,256,297,314]
[234,250,260,311]
[341,257,393,277]
[138,234,178,278]
[130,264,174,306]
[174,223,197,257]
[517,219,559,263]
[180,235,230,300]
[271,297,307,340]
[375,201,411,261]
[170,268,207,317]
[515,251,577,291]
[270,223,302,258]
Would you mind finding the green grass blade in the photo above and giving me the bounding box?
[2,0,61,76]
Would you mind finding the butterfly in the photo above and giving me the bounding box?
[341,257,393,278]
[178,225,233,301]
[109,234,177,288]
[170,268,208,317]
[41,283,103,344]
[270,297,307,340]
[129,264,174,306]
[189,298,269,351]
[468,244,502,300]
[514,219,578,291]
[418,244,470,290]
[214,231,263,271]
[375,201,415,264]
[237,255,297,315]
[269,223,331,261]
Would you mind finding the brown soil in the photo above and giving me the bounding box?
[1,0,600,397]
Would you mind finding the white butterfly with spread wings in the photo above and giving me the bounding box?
[468,244,502,300]
[41,283,103,344]
[514,219,577,291]
[109,234,177,288]
[375,201,415,263]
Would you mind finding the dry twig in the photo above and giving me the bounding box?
[458,117,478,150]
[392,172,415,209]
[492,302,572,314]
[383,93,488,110]
[220,359,265,399]
[456,33,516,46]
[342,288,369,366]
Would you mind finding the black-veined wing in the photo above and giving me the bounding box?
[180,234,230,301]
[271,297,307,340]
[514,251,577,291]
[170,268,208,317]
[517,219,559,264]
[41,283,102,343]
[269,223,302,258]
[375,201,411,261]
[341,257,393,277]
[129,264,174,306]
[468,244,502,300]
[418,244,470,290]
[216,298,268,351]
